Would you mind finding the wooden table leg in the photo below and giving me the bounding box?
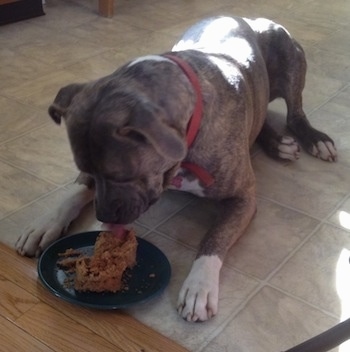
[99,0,114,17]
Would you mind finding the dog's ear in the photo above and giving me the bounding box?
[48,83,86,124]
[124,103,187,161]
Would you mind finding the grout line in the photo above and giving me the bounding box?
[266,283,341,321]
[0,174,79,222]
[307,82,350,117]
[196,190,350,351]
[0,120,52,147]
[0,187,62,223]
[195,280,266,352]
[137,194,197,235]
[0,156,73,188]
[256,193,324,221]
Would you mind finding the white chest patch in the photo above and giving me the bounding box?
[169,168,205,197]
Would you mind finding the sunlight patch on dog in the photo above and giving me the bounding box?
[208,56,242,89]
[244,17,290,36]
[173,17,239,51]
[222,37,254,68]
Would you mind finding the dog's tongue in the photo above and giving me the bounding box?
[103,223,126,240]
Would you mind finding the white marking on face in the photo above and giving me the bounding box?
[128,55,176,67]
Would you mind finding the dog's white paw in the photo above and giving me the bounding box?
[278,136,300,161]
[177,255,222,322]
[311,141,337,162]
[15,212,69,257]
[16,184,94,257]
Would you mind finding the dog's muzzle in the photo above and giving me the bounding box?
[94,183,157,224]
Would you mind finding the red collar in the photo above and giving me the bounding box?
[163,54,215,187]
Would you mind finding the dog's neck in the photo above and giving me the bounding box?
[163,54,214,187]
[162,54,203,149]
[127,54,214,187]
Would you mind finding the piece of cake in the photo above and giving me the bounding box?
[74,229,138,293]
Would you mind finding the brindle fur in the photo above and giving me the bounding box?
[16,16,336,321]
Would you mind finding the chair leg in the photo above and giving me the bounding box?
[98,0,114,17]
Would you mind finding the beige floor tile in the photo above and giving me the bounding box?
[0,49,53,91]
[136,191,195,229]
[202,286,338,352]
[65,31,179,81]
[291,0,350,27]
[273,15,337,47]
[114,3,199,32]
[14,32,108,70]
[0,97,47,144]
[303,72,346,112]
[156,198,219,249]
[0,124,77,185]
[69,18,155,49]
[128,233,259,351]
[307,48,350,82]
[2,70,80,109]
[222,0,291,19]
[226,198,319,279]
[253,152,350,219]
[0,21,53,49]
[34,0,99,30]
[0,161,55,219]
[270,223,350,316]
[73,0,160,14]
[144,0,236,20]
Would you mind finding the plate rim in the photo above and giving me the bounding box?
[37,231,171,310]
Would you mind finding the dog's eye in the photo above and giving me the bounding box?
[117,128,147,144]
[126,130,147,143]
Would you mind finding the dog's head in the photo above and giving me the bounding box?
[49,78,187,224]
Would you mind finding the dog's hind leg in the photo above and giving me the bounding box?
[281,41,337,161]
[256,121,300,161]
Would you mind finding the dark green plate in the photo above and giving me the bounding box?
[38,231,171,309]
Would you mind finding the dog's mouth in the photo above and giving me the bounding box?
[102,223,127,239]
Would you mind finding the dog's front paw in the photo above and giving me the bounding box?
[310,140,337,162]
[16,212,68,257]
[177,255,222,322]
[278,136,300,161]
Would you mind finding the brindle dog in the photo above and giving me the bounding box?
[16,16,336,322]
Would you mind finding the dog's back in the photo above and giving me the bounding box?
[173,16,262,69]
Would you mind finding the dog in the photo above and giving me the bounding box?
[16,16,337,322]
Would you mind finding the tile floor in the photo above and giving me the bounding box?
[1,0,350,351]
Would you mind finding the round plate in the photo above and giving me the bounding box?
[38,231,171,309]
